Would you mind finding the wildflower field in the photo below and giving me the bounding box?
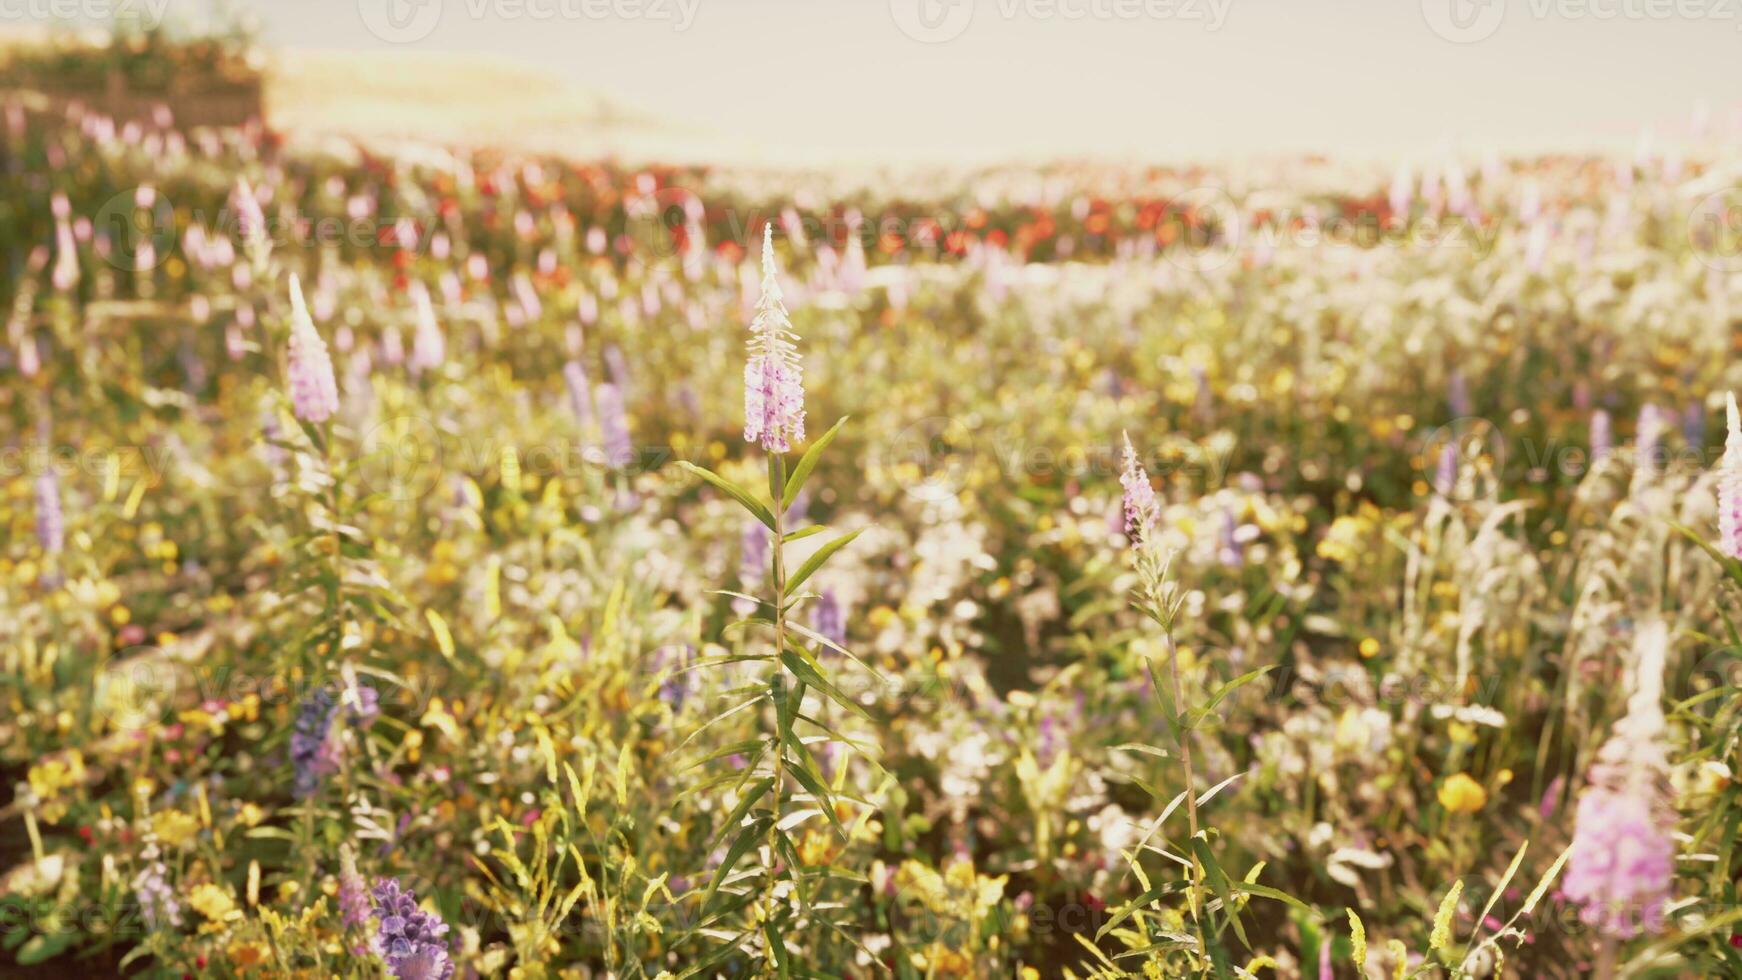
[4,92,1742,980]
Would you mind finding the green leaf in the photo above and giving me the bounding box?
[1236,882,1312,914]
[786,763,847,839]
[781,648,870,721]
[1187,667,1275,728]
[764,920,792,974]
[678,461,776,531]
[707,777,775,851]
[1191,839,1249,950]
[786,528,865,594]
[783,415,848,509]
[1096,880,1184,938]
[782,524,828,543]
[704,815,773,911]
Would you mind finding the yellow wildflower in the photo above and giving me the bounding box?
[1437,773,1487,813]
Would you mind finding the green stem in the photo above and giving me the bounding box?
[1163,622,1208,968]
[765,451,789,976]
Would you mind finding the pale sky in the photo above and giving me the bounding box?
[22,0,1742,163]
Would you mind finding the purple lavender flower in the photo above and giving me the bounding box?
[338,844,371,929]
[1720,393,1742,560]
[408,280,445,377]
[744,224,805,454]
[1448,370,1470,418]
[34,471,63,555]
[51,216,78,292]
[370,878,454,980]
[562,360,592,428]
[286,274,339,424]
[1635,403,1665,474]
[290,688,341,798]
[1216,508,1244,568]
[1682,400,1706,448]
[1119,432,1158,544]
[1434,441,1458,497]
[814,587,846,648]
[1590,408,1613,460]
[595,381,632,467]
[132,843,180,929]
[605,344,631,398]
[1563,622,1676,938]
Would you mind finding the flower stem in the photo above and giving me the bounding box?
[1163,622,1207,966]
[765,451,789,976]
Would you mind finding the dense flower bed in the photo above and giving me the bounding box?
[1,100,1740,977]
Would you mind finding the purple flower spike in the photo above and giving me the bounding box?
[744,224,805,454]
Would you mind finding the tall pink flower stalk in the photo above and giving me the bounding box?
[286,274,340,424]
[1718,392,1742,560]
[1119,431,1159,545]
[1562,621,1676,939]
[743,224,805,454]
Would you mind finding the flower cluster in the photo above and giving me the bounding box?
[744,224,805,453]
[370,878,454,980]
[286,274,340,424]
[1562,621,1676,938]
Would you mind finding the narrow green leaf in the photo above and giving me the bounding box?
[704,815,773,911]
[1191,839,1248,950]
[786,528,865,594]
[781,649,870,721]
[707,777,776,851]
[787,763,847,839]
[783,415,848,508]
[678,461,776,530]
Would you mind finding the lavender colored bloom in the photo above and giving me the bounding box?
[1434,441,1458,497]
[1447,370,1470,418]
[370,878,454,980]
[562,360,592,427]
[1590,408,1613,459]
[814,587,846,648]
[1682,400,1706,448]
[338,844,370,929]
[1216,508,1244,568]
[604,344,631,396]
[290,688,341,798]
[132,843,180,929]
[286,274,340,423]
[408,281,445,376]
[1635,403,1665,474]
[739,519,769,587]
[1719,393,1742,560]
[51,216,78,292]
[1563,622,1676,938]
[34,471,63,554]
[595,381,632,467]
[1119,432,1158,544]
[744,224,805,454]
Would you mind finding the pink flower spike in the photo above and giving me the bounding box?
[286,274,340,424]
[743,224,805,454]
[1718,392,1742,560]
